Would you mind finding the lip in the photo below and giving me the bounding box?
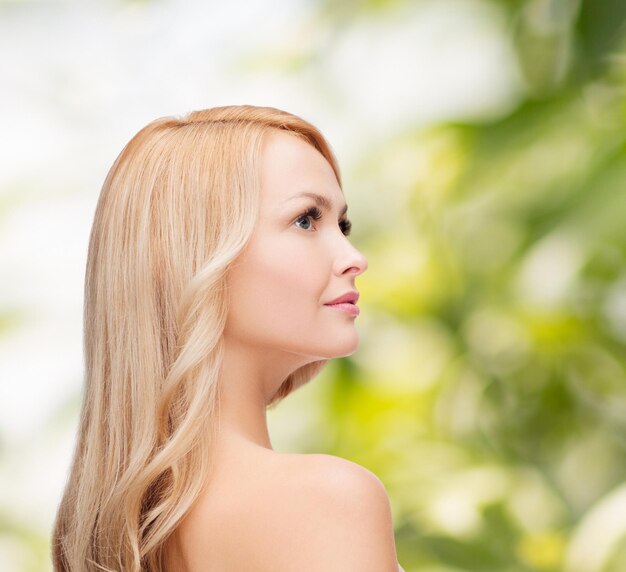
[325,302,360,316]
[324,291,360,305]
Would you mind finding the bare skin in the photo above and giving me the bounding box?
[168,131,401,570]
[216,129,368,453]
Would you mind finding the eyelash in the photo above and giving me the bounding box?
[295,206,352,236]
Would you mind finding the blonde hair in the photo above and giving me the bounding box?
[51,105,342,571]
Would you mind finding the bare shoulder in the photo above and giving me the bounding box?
[263,452,400,571]
[289,452,390,504]
[177,449,399,572]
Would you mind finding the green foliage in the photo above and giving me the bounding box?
[4,1,626,571]
[302,1,626,571]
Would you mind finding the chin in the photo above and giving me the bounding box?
[322,337,360,359]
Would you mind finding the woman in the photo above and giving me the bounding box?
[52,105,405,571]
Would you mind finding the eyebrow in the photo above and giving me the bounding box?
[286,191,348,216]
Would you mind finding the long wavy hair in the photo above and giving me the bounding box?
[51,105,342,571]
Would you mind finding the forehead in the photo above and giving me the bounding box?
[259,131,345,209]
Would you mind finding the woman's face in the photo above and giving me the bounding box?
[224,130,368,361]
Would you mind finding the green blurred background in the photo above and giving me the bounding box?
[1,0,626,571]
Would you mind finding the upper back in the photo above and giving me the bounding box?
[172,448,399,571]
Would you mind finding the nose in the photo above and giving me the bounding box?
[335,242,368,278]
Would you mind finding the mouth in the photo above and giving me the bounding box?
[324,301,360,316]
[324,291,360,305]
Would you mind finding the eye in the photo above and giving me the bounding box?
[294,206,352,237]
[294,206,323,231]
[340,219,352,236]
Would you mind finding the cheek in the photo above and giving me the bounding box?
[225,238,328,340]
